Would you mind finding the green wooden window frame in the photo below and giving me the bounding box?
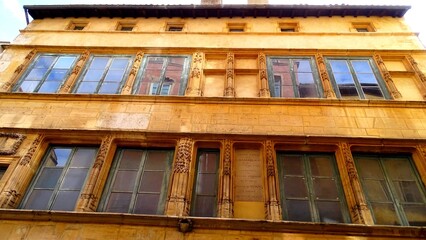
[13,54,79,93]
[133,55,191,96]
[277,153,350,223]
[20,146,98,211]
[73,55,133,94]
[191,149,220,217]
[266,56,323,98]
[98,148,174,215]
[354,154,426,226]
[325,57,390,99]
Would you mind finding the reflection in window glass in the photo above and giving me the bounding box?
[74,55,133,94]
[355,155,426,226]
[13,54,78,93]
[191,149,219,217]
[277,153,349,223]
[268,57,322,98]
[134,56,190,96]
[21,146,98,211]
[327,58,386,99]
[99,148,173,214]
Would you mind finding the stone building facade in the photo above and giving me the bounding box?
[0,3,425,239]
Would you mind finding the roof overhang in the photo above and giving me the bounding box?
[23,4,411,19]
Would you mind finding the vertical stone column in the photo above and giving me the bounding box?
[186,52,204,96]
[258,53,270,97]
[1,49,36,92]
[315,53,336,98]
[76,135,114,212]
[264,140,281,221]
[121,51,144,94]
[373,53,402,99]
[337,142,374,225]
[59,50,90,93]
[224,52,236,97]
[0,134,44,208]
[414,145,426,185]
[166,138,193,216]
[406,55,426,99]
[217,139,233,218]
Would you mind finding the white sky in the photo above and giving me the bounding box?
[0,0,425,46]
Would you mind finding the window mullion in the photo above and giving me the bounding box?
[303,154,319,222]
[95,57,113,94]
[157,58,169,95]
[129,149,147,213]
[348,60,366,99]
[98,148,122,211]
[290,59,301,98]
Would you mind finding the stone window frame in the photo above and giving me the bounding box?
[266,56,324,98]
[351,22,376,33]
[324,57,391,100]
[67,21,89,31]
[115,21,137,32]
[164,22,186,32]
[278,22,299,32]
[226,23,248,32]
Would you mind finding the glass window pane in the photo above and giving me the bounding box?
[330,60,350,73]
[112,170,137,192]
[283,176,308,198]
[310,156,333,177]
[34,56,55,69]
[105,192,132,213]
[50,190,80,211]
[82,69,104,82]
[351,60,373,73]
[195,173,217,195]
[193,196,215,217]
[119,150,143,170]
[38,81,62,93]
[34,168,63,189]
[313,178,339,199]
[356,157,384,179]
[69,148,97,167]
[54,57,77,69]
[110,58,129,69]
[45,69,67,82]
[139,171,164,193]
[298,83,319,98]
[357,73,378,84]
[23,189,53,210]
[144,151,168,170]
[26,68,47,81]
[371,203,400,225]
[362,86,384,99]
[384,159,415,181]
[317,201,344,223]
[392,181,424,203]
[363,179,392,202]
[286,200,311,221]
[281,155,304,175]
[403,204,426,226]
[294,60,312,72]
[18,81,39,92]
[90,57,109,69]
[60,168,88,190]
[76,82,98,93]
[104,70,125,82]
[98,82,120,94]
[334,73,355,85]
[134,193,160,214]
[50,148,72,167]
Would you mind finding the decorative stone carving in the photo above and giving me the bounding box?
[264,140,281,221]
[340,142,358,181]
[315,53,335,98]
[93,135,113,169]
[218,139,233,218]
[122,51,144,94]
[1,49,36,91]
[224,53,235,97]
[19,135,44,166]
[223,139,232,175]
[265,141,275,177]
[0,133,26,155]
[374,53,402,99]
[0,190,21,208]
[407,55,426,83]
[186,52,204,96]
[174,138,193,173]
[258,53,270,97]
[60,49,90,93]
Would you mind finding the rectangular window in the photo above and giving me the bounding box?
[191,149,219,217]
[73,55,133,94]
[268,57,322,98]
[117,22,135,31]
[277,153,350,223]
[0,166,7,180]
[166,23,184,32]
[354,154,426,226]
[21,146,98,211]
[13,54,78,93]
[68,21,88,31]
[98,148,173,214]
[133,55,190,96]
[228,23,246,32]
[326,58,389,99]
[279,22,299,32]
[352,22,375,32]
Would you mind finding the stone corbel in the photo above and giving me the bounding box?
[59,50,90,93]
[315,53,336,98]
[185,52,204,96]
[121,51,144,94]
[373,53,402,99]
[1,49,36,92]
[406,55,426,99]
[217,139,233,218]
[224,53,235,97]
[258,53,270,97]
[166,138,194,216]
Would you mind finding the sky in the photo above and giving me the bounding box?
[0,0,425,46]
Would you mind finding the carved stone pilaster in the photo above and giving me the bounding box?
[1,49,36,92]
[59,50,90,93]
[186,52,204,96]
[373,53,402,99]
[166,138,194,216]
[76,135,114,212]
[218,139,233,218]
[315,53,335,98]
[265,140,281,221]
[122,51,144,94]
[224,53,235,97]
[406,55,426,99]
[0,133,26,155]
[258,53,270,97]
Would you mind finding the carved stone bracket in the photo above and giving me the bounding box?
[122,51,144,94]
[218,139,233,218]
[186,52,204,96]
[19,135,44,166]
[0,133,26,155]
[258,53,270,97]
[406,55,426,99]
[265,140,281,221]
[224,53,235,97]
[59,50,90,93]
[373,53,402,99]
[315,53,336,98]
[1,49,36,92]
